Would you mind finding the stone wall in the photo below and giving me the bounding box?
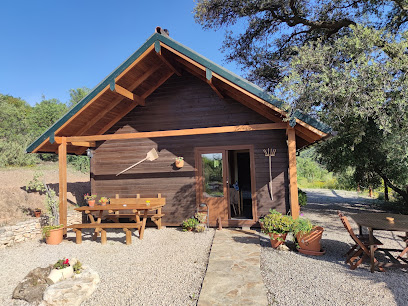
[0,211,82,248]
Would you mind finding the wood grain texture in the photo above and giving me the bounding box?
[91,73,289,225]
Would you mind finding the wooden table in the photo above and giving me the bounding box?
[351,213,408,272]
[70,203,164,244]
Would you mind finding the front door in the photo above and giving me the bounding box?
[197,151,228,224]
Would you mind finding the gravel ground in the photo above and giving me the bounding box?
[0,227,214,306]
[261,189,408,306]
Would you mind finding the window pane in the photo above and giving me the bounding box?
[202,153,223,197]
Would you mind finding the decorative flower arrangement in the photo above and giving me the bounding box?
[84,194,97,201]
[145,200,151,206]
[176,157,184,161]
[175,156,184,168]
[53,258,70,270]
[98,197,110,205]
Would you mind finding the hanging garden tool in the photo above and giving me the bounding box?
[116,148,159,176]
[263,148,276,200]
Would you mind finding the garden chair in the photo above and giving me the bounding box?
[337,211,384,271]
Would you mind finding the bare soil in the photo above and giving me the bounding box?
[0,163,90,226]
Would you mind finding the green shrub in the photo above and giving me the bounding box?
[182,217,199,231]
[259,209,294,235]
[298,189,307,207]
[292,217,314,236]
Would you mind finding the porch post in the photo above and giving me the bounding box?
[287,127,299,219]
[58,137,67,234]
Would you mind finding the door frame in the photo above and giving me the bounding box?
[194,145,257,225]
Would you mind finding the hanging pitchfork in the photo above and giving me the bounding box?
[263,148,276,200]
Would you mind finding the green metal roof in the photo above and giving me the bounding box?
[26,32,331,153]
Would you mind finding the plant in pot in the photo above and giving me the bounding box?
[46,258,76,284]
[34,208,42,218]
[98,197,110,206]
[84,193,97,207]
[292,217,325,255]
[27,172,64,245]
[175,157,184,168]
[260,209,294,249]
[182,216,199,231]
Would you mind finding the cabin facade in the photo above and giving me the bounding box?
[27,27,330,227]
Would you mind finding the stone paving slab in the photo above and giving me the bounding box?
[198,229,268,305]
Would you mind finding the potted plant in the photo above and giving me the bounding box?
[99,197,110,206]
[42,224,64,245]
[46,258,74,284]
[34,208,42,218]
[292,217,325,255]
[260,209,294,248]
[84,193,97,207]
[182,216,199,231]
[175,157,184,168]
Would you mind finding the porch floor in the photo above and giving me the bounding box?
[198,229,268,305]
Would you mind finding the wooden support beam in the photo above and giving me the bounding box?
[115,44,155,82]
[58,137,68,234]
[63,122,288,143]
[206,68,224,99]
[155,41,181,76]
[127,65,161,92]
[140,71,174,99]
[287,127,299,219]
[69,141,96,147]
[110,82,145,105]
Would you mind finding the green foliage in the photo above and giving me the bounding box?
[259,209,294,235]
[68,87,90,109]
[182,217,200,231]
[298,189,307,207]
[27,172,46,192]
[73,260,82,274]
[292,218,314,236]
[194,0,407,91]
[0,89,92,173]
[53,258,70,269]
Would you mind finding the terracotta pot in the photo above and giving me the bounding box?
[99,201,107,206]
[269,233,287,248]
[296,226,324,252]
[87,200,95,207]
[45,227,64,245]
[46,265,74,284]
[175,159,184,168]
[34,210,41,218]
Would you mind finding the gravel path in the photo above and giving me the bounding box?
[0,228,214,306]
[261,189,408,306]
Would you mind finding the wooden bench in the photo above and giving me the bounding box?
[67,222,142,245]
[105,194,165,229]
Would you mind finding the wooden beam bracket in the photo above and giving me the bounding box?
[155,41,181,76]
[206,68,224,99]
[110,81,145,105]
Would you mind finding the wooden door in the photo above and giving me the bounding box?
[197,151,228,224]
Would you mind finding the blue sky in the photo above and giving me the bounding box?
[0,0,242,106]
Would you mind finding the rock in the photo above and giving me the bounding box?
[276,244,290,251]
[42,266,100,306]
[12,265,53,303]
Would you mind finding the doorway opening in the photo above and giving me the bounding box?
[228,150,253,219]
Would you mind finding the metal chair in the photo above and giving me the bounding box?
[337,211,384,271]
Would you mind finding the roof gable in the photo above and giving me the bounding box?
[26,31,330,154]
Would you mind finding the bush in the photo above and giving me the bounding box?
[182,217,199,231]
[259,209,294,235]
[298,189,307,207]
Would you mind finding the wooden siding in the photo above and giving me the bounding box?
[91,73,289,225]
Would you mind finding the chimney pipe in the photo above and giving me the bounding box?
[155,26,169,37]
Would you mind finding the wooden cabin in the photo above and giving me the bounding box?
[27,27,331,227]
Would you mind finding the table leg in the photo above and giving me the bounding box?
[139,209,148,239]
[92,210,103,241]
[359,225,363,235]
[369,227,375,273]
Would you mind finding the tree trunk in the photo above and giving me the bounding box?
[377,172,408,206]
[369,187,373,198]
[384,179,389,201]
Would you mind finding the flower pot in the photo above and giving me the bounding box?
[34,210,41,218]
[296,226,324,252]
[99,201,107,206]
[175,159,184,168]
[269,233,287,249]
[46,265,74,284]
[45,227,64,245]
[87,200,95,207]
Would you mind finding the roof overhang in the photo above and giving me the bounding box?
[26,31,331,155]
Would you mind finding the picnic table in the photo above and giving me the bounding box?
[68,195,165,245]
[352,213,408,272]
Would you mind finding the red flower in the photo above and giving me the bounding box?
[64,258,69,265]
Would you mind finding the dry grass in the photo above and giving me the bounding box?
[0,162,89,226]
